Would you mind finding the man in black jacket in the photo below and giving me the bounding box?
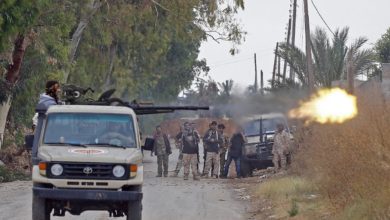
[222,126,246,178]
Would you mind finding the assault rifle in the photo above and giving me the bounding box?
[60,84,209,115]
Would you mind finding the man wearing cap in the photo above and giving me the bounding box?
[202,121,222,178]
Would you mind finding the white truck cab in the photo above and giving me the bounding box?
[28,105,143,220]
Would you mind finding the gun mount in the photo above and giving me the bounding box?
[59,84,209,115]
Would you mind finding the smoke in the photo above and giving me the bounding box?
[139,86,309,135]
[212,88,309,120]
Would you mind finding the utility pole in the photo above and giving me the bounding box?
[347,52,354,94]
[278,55,281,84]
[282,17,292,83]
[272,43,279,88]
[304,0,315,92]
[290,0,298,80]
[260,70,264,95]
[254,53,258,92]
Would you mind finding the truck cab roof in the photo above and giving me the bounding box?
[46,105,136,116]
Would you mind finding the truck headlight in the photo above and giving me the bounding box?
[39,162,47,176]
[50,164,63,176]
[130,164,138,178]
[113,165,125,178]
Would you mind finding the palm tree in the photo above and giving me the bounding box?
[278,27,375,87]
[218,79,234,97]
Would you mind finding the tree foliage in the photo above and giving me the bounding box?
[0,0,245,132]
[375,27,390,63]
[278,27,375,87]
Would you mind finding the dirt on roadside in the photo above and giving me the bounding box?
[228,169,277,220]
[0,146,31,172]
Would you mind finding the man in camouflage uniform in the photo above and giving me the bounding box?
[202,121,222,178]
[218,124,229,177]
[176,122,200,180]
[171,125,184,177]
[153,125,171,177]
[190,122,201,175]
[272,123,291,170]
[202,123,212,174]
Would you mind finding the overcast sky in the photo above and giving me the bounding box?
[198,0,390,90]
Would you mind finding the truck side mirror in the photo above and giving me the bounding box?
[25,135,34,150]
[142,137,154,151]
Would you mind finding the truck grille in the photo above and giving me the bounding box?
[47,163,129,180]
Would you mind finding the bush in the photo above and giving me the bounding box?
[293,87,390,217]
[288,199,299,217]
[256,177,316,200]
[0,166,30,183]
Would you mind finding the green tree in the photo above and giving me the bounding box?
[375,27,390,63]
[67,0,244,101]
[0,0,51,147]
[0,0,246,147]
[8,0,78,129]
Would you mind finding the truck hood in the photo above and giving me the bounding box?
[38,145,143,164]
[246,135,274,144]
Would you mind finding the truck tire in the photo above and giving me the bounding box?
[125,185,142,220]
[127,200,142,220]
[240,160,252,178]
[32,194,50,220]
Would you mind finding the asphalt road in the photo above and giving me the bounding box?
[0,148,245,220]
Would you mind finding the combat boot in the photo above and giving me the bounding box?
[184,175,189,180]
[170,172,179,177]
[193,175,200,181]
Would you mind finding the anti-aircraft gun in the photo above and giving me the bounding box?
[26,84,208,220]
[61,84,209,114]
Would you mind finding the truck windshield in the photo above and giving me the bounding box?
[243,117,286,136]
[43,113,136,148]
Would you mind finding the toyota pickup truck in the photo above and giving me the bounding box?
[25,85,208,220]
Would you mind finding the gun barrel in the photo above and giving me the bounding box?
[131,105,209,115]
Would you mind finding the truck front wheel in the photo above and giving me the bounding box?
[124,185,142,220]
[32,194,51,220]
[127,200,142,220]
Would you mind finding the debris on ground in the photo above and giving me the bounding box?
[0,145,31,183]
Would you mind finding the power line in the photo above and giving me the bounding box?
[208,57,252,67]
[310,0,335,36]
[209,58,253,69]
[208,50,274,68]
